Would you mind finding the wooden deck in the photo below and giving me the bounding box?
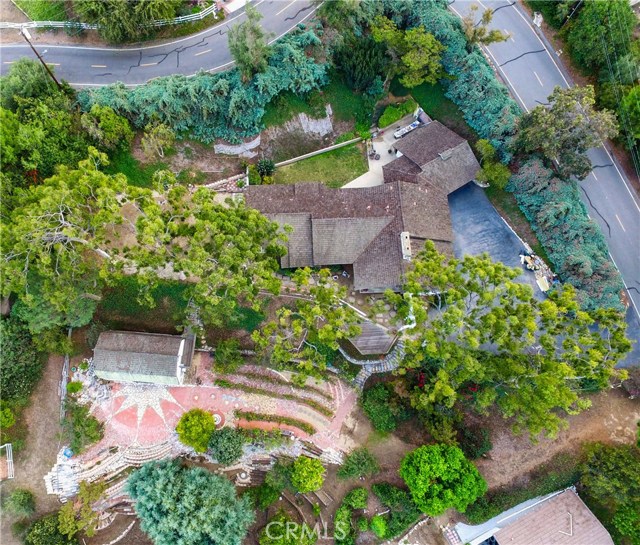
[349,321,396,356]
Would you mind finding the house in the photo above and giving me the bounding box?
[383,120,481,195]
[93,331,195,386]
[450,488,614,545]
[246,122,480,293]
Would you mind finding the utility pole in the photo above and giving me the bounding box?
[20,27,62,89]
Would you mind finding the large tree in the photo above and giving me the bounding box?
[127,460,254,545]
[228,4,271,82]
[0,58,58,111]
[462,6,509,48]
[371,16,445,88]
[517,85,618,180]
[400,444,487,516]
[252,268,361,380]
[388,242,630,440]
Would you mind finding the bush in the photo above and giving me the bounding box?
[291,456,325,494]
[361,383,409,433]
[0,316,44,402]
[235,410,317,435]
[459,427,492,460]
[343,487,368,509]
[357,517,368,532]
[62,398,103,454]
[2,488,36,517]
[0,406,16,429]
[334,505,355,545]
[377,98,418,128]
[338,447,379,479]
[509,158,625,311]
[25,513,76,545]
[208,427,245,466]
[66,381,82,394]
[175,409,216,453]
[247,481,283,509]
[371,483,422,539]
[370,515,387,538]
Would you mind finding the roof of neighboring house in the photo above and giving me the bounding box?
[246,181,453,292]
[93,331,194,386]
[389,121,480,194]
[494,489,614,545]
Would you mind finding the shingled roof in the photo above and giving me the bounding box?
[93,331,195,385]
[246,181,452,292]
[388,121,480,194]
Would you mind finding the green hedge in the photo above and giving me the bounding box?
[234,410,316,435]
[231,370,332,400]
[378,98,418,128]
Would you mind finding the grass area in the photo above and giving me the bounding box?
[465,451,581,524]
[225,307,265,333]
[105,147,167,188]
[15,0,67,21]
[390,79,478,145]
[273,143,368,188]
[263,73,373,129]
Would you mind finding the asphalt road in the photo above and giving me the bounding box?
[0,0,317,86]
[450,0,640,364]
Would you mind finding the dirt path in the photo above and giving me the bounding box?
[475,388,640,489]
[0,355,64,545]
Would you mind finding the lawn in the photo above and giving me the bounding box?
[105,148,167,188]
[15,0,67,21]
[263,73,372,129]
[273,143,368,188]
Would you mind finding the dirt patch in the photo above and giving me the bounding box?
[0,355,65,545]
[475,388,640,490]
[132,138,244,185]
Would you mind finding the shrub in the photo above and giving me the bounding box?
[400,444,487,516]
[357,517,368,532]
[175,409,216,453]
[24,513,75,545]
[370,515,387,538]
[459,427,492,460]
[66,381,82,394]
[291,457,325,493]
[257,159,276,178]
[63,398,103,454]
[0,406,16,429]
[208,427,245,466]
[247,482,283,509]
[371,483,422,539]
[343,488,368,509]
[361,383,409,433]
[2,488,36,517]
[338,447,379,479]
[334,504,355,545]
[0,316,44,402]
[377,98,418,128]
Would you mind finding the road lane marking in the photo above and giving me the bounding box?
[46,63,60,66]
[194,49,211,57]
[592,171,598,181]
[615,214,626,232]
[91,64,107,68]
[3,61,14,64]
[276,0,296,16]
[533,71,543,86]
[505,29,515,42]
[140,62,158,67]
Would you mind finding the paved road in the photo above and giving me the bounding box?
[450,0,640,364]
[0,0,317,86]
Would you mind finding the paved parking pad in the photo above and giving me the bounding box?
[448,183,542,298]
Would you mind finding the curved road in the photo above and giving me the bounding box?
[0,0,317,86]
[449,0,640,364]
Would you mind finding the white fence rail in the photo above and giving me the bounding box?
[2,2,218,30]
[0,443,15,479]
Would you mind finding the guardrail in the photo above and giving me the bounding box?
[1,3,218,30]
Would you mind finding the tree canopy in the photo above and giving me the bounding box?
[127,460,254,545]
[388,241,630,440]
[208,427,245,466]
[290,456,325,494]
[371,16,445,88]
[0,316,44,401]
[0,58,58,111]
[400,444,487,516]
[228,4,271,81]
[517,85,618,180]
[462,6,509,48]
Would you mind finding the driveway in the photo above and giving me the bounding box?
[448,183,542,298]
